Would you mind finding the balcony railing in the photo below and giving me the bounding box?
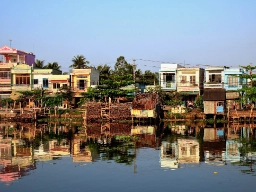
[12,84,31,91]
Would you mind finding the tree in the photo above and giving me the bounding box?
[44,62,61,70]
[69,55,90,69]
[114,56,133,75]
[238,64,256,87]
[56,86,73,108]
[34,59,45,68]
[97,64,112,83]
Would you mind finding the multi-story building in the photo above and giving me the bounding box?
[48,74,69,94]
[70,68,99,106]
[176,67,205,102]
[32,68,62,91]
[0,45,35,99]
[11,64,33,92]
[159,63,183,92]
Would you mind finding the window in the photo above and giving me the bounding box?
[77,80,87,90]
[16,75,30,85]
[190,76,196,84]
[43,78,48,88]
[227,76,238,87]
[180,76,187,83]
[0,71,10,79]
[62,84,67,88]
[33,79,38,84]
[53,83,60,89]
[209,74,221,83]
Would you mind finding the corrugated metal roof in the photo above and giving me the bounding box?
[203,88,226,101]
[132,93,161,110]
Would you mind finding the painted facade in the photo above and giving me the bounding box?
[159,63,183,91]
[70,68,99,105]
[176,67,204,95]
[204,66,225,89]
[48,74,69,94]
[11,64,33,92]
[223,67,246,91]
[32,68,62,92]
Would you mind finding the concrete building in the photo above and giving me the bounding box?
[159,63,183,92]
[70,68,99,107]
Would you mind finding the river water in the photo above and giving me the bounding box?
[0,121,255,192]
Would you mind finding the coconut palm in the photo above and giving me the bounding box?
[69,55,90,69]
[44,62,61,70]
[34,59,45,68]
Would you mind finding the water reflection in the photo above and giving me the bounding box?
[0,121,256,185]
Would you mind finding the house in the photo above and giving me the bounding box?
[0,45,35,99]
[70,68,99,107]
[159,63,183,92]
[203,88,226,115]
[11,64,33,92]
[32,68,62,91]
[48,74,69,94]
[204,66,225,89]
[176,67,205,102]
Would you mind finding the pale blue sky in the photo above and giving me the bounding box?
[1,0,255,72]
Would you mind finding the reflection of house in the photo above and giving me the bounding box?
[171,125,186,135]
[177,139,199,164]
[131,126,154,135]
[204,128,225,141]
[160,141,178,169]
[225,140,242,162]
[72,139,93,162]
[49,139,70,156]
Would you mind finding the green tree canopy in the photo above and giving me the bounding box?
[34,59,45,68]
[44,62,61,70]
[69,55,90,69]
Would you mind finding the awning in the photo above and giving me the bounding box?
[49,80,68,83]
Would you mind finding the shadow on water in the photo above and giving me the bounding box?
[0,120,256,185]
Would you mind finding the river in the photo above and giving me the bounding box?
[0,121,255,192]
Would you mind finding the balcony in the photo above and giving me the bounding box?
[204,82,223,88]
[0,63,14,68]
[12,84,31,91]
[161,81,176,90]
[0,85,11,92]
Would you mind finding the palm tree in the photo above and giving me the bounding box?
[34,59,45,68]
[97,64,112,82]
[69,55,90,69]
[44,62,61,70]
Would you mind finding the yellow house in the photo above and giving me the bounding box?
[11,64,32,92]
[70,68,99,106]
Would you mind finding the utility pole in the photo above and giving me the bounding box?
[133,59,137,96]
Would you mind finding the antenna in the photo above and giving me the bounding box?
[9,40,12,48]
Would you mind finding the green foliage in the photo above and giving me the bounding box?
[44,62,61,70]
[163,91,183,106]
[43,95,63,107]
[56,86,73,107]
[34,59,45,68]
[194,95,204,110]
[0,98,14,107]
[69,55,90,69]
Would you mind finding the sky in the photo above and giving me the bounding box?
[0,0,256,73]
